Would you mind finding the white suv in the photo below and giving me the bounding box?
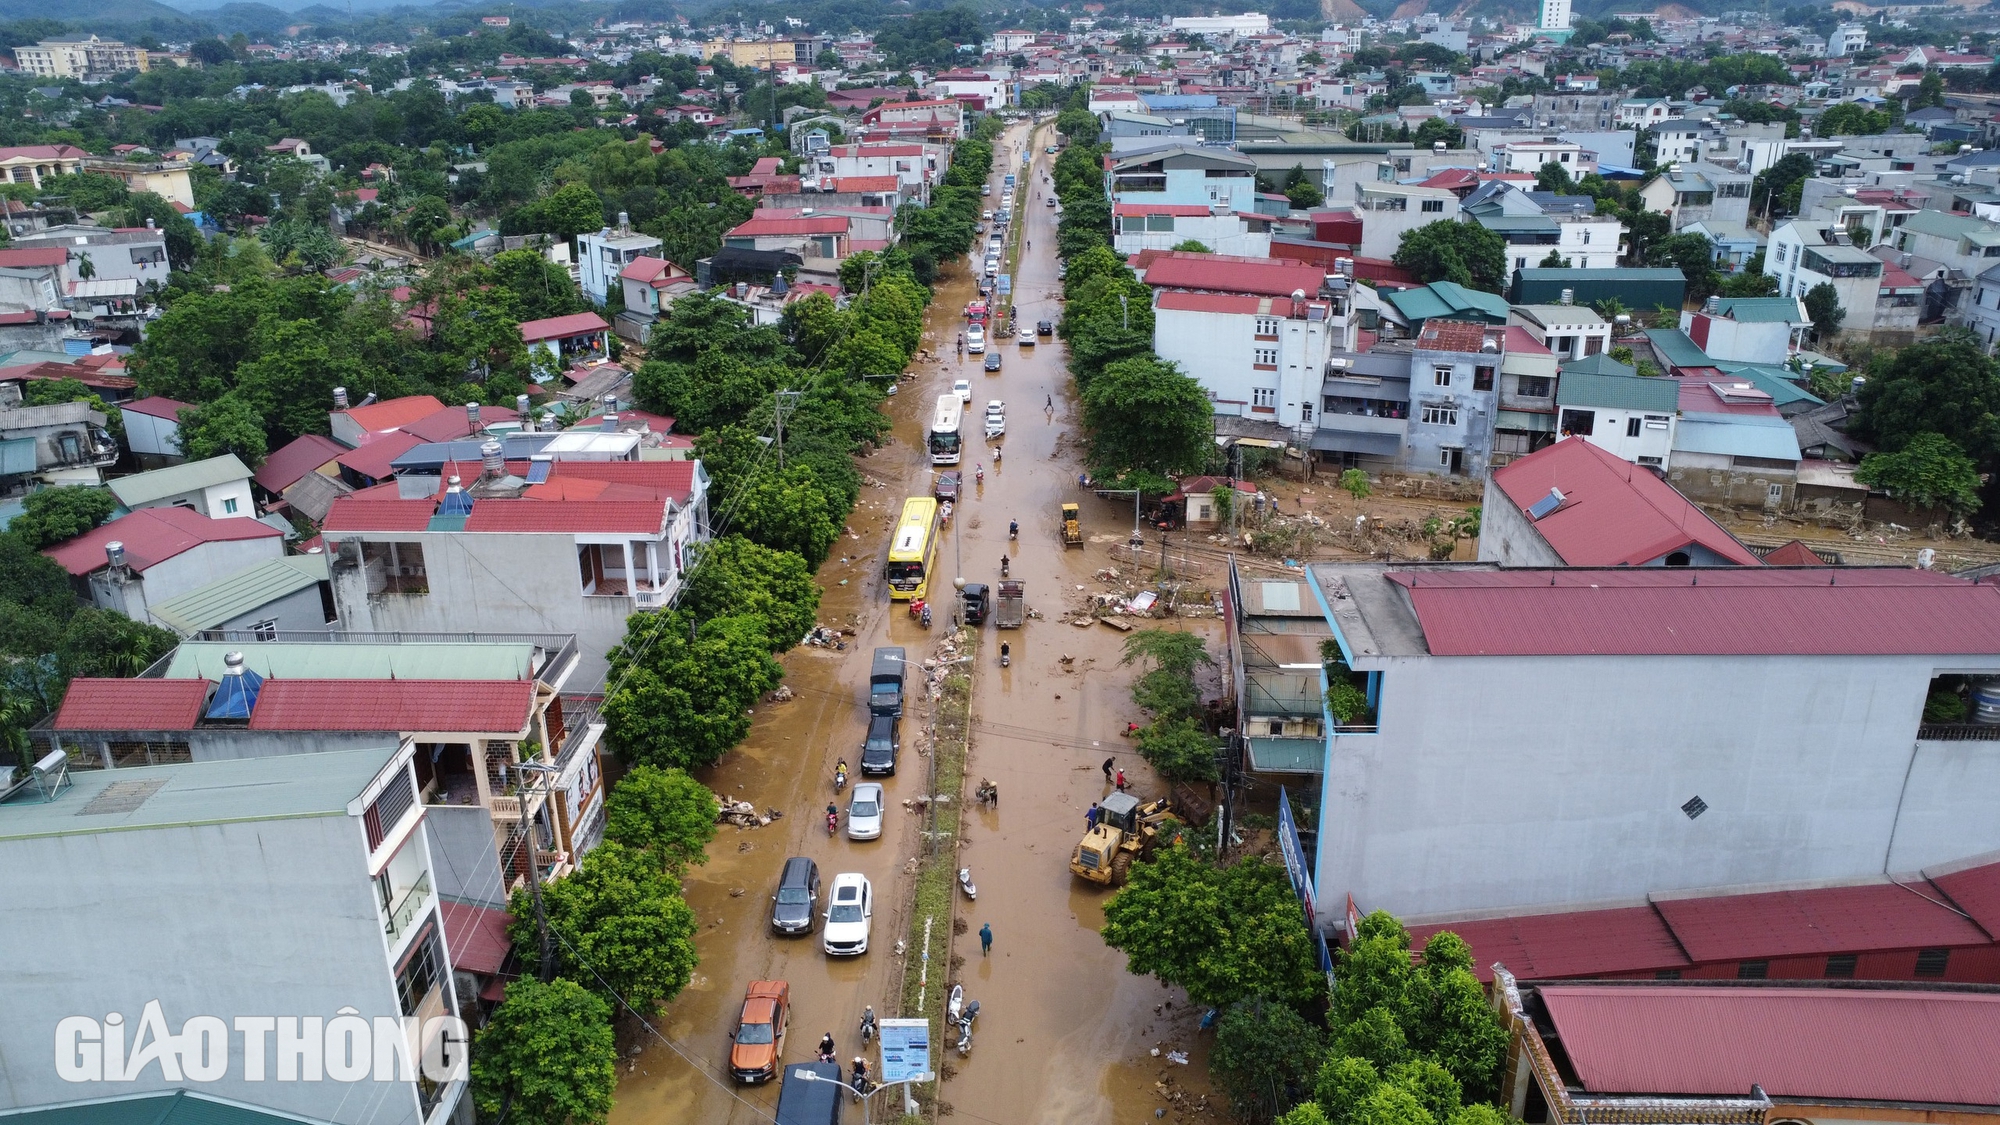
[822,873,872,956]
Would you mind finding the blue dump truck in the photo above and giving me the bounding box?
[775,1062,844,1125]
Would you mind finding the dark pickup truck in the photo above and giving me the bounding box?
[869,646,906,717]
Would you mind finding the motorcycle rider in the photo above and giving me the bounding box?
[1009,518,1018,539]
[818,1032,836,1061]
[825,803,839,833]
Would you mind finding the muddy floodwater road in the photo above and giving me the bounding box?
[609,120,1218,1125]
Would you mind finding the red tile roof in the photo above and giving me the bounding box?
[340,395,447,434]
[827,175,901,192]
[442,900,513,975]
[255,434,346,493]
[1491,438,1761,567]
[0,144,86,161]
[1410,906,1691,982]
[519,311,610,342]
[53,678,211,731]
[334,431,423,481]
[321,497,440,532]
[1679,380,1780,417]
[246,678,536,733]
[1113,202,1214,217]
[0,359,133,392]
[1537,983,2000,1106]
[1386,568,2000,657]
[1930,857,2000,938]
[0,247,68,268]
[728,215,849,237]
[1652,882,1995,962]
[1501,325,1551,355]
[464,499,669,534]
[43,507,282,576]
[1139,251,1325,297]
[119,395,192,421]
[398,404,520,444]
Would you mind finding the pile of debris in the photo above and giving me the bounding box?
[716,799,783,829]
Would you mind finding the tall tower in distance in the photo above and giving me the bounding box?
[1539,0,1572,31]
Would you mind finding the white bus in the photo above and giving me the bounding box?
[928,394,964,465]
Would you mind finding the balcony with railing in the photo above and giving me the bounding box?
[384,871,433,943]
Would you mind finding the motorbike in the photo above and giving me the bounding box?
[920,604,932,630]
[999,642,1011,668]
[1000,555,1010,579]
[826,809,839,837]
[909,597,927,621]
[976,465,985,485]
[835,764,848,793]
[975,779,998,808]
[947,987,980,1056]
[1009,520,1018,541]
[860,1007,877,1045]
[993,446,1002,463]
[958,866,978,900]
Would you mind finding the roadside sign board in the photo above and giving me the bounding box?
[997,274,1012,295]
[878,1018,933,1084]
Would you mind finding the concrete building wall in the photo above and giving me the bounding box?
[427,804,510,908]
[1559,404,1675,464]
[1357,194,1460,262]
[1666,453,1797,508]
[206,582,332,637]
[1,813,452,1124]
[87,538,285,622]
[1154,306,1329,429]
[1475,478,1563,565]
[126,479,256,521]
[1405,350,1499,476]
[1314,648,2000,921]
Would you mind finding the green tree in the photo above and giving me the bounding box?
[470,978,616,1125]
[1387,1059,1463,1124]
[1917,70,1947,108]
[1413,118,1463,149]
[538,181,607,244]
[1803,281,1844,341]
[1081,354,1214,478]
[679,535,822,650]
[1751,153,1813,218]
[1056,107,1102,145]
[1855,330,2000,465]
[1534,162,1573,193]
[10,487,115,550]
[1648,232,1719,300]
[1393,221,1507,291]
[1315,1055,1382,1125]
[1122,628,1214,679]
[1335,1006,1410,1072]
[1135,717,1220,782]
[175,394,268,464]
[729,464,842,568]
[603,765,720,872]
[1171,239,1214,253]
[1855,432,1983,517]
[602,610,783,771]
[1343,469,1372,499]
[1213,998,1327,1121]
[1353,1083,1438,1125]
[1101,846,1323,1008]
[1817,102,1891,136]
[511,842,699,1012]
[56,607,177,680]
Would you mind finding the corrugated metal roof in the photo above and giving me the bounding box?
[463,498,667,534]
[1713,297,1809,324]
[1409,905,1691,982]
[1140,251,1325,297]
[53,678,212,731]
[320,495,437,531]
[255,434,346,493]
[148,554,330,635]
[333,431,424,481]
[0,1089,333,1123]
[1538,983,2000,1106]
[246,678,535,734]
[1492,438,1760,567]
[1643,327,1714,369]
[107,454,253,507]
[338,394,445,434]
[165,641,534,682]
[1671,415,1803,461]
[1388,568,2000,657]
[43,507,282,576]
[1654,882,1994,962]
[518,311,610,342]
[1556,369,1682,412]
[1930,857,2000,938]
[441,899,513,975]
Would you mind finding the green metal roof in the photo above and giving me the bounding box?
[0,1091,334,1124]
[1556,369,1681,412]
[1516,267,1684,283]
[1559,352,1637,378]
[1642,328,1713,369]
[1897,208,1996,241]
[0,746,396,842]
[164,641,534,681]
[1713,297,1807,324]
[1386,281,1509,324]
[1713,363,1827,409]
[149,554,329,635]
[1474,214,1560,235]
[107,454,253,508]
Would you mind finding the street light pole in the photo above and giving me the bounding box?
[793,1072,935,1125]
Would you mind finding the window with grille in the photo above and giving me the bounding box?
[1421,199,1444,212]
[1255,317,1281,336]
[394,922,449,1017]
[364,768,416,852]
[1824,954,1858,978]
[1420,405,1458,426]
[1915,948,1950,976]
[1252,387,1277,407]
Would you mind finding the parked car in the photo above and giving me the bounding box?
[1018,328,1036,346]
[984,400,1006,437]
[966,326,985,354]
[934,470,960,503]
[769,857,820,935]
[729,980,790,1083]
[822,873,873,955]
[953,378,973,401]
[1037,320,1054,336]
[861,712,900,776]
[984,351,1002,372]
[847,783,885,840]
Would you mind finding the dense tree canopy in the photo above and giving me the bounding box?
[1101,846,1324,1009]
[470,978,617,1125]
[510,842,700,1012]
[1393,221,1507,292]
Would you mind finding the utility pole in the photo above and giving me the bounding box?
[774,389,801,469]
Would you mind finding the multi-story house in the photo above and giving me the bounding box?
[12,35,148,79]
[1407,318,1506,477]
[1637,162,1753,231]
[44,506,287,622]
[1,744,468,1124]
[13,224,169,290]
[1106,144,1259,211]
[1492,326,1558,465]
[321,447,709,684]
[1353,182,1458,261]
[813,143,940,198]
[1616,97,1678,127]
[1147,253,1334,431]
[1554,363,1679,466]
[1680,296,1813,365]
[0,399,118,489]
[1293,558,2000,926]
[577,221,664,306]
[1113,202,1273,258]
[1488,137,1597,177]
[1769,220,1885,333]
[107,453,257,521]
[1464,181,1625,273]
[1508,302,1610,361]
[1894,210,2000,280]
[1669,377,1804,509]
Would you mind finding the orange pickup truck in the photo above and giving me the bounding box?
[728,980,790,1083]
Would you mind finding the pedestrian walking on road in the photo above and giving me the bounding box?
[1102,757,1115,783]
[1115,767,1129,792]
[979,923,993,956]
[1086,802,1100,830]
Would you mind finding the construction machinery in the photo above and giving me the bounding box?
[1070,792,1175,886]
[1060,502,1082,547]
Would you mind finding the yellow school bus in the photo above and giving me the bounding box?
[886,496,941,601]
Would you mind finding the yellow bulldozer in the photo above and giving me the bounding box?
[1070,792,1174,886]
[1060,502,1082,547]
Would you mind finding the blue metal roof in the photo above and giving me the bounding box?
[1672,415,1803,461]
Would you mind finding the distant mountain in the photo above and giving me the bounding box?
[0,0,198,23]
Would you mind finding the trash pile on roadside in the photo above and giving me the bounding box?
[715,799,783,829]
